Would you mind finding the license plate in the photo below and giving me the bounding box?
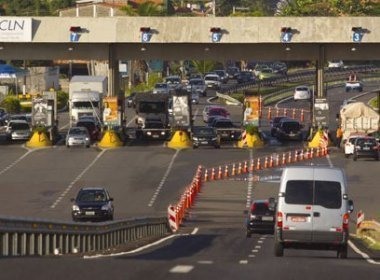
[85,211,95,216]
[363,147,370,150]
[152,135,159,138]
[290,216,306,222]
[262,216,273,221]
[201,141,208,144]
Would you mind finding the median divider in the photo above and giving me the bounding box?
[356,211,380,247]
[167,147,328,231]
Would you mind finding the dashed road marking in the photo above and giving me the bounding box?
[0,149,34,176]
[248,254,256,258]
[169,265,194,273]
[239,260,248,264]
[255,245,261,249]
[50,149,106,209]
[258,240,263,244]
[148,149,180,207]
[251,249,259,253]
[198,260,213,264]
[246,149,254,208]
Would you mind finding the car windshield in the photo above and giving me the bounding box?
[297,87,308,91]
[193,127,215,136]
[155,84,167,89]
[77,190,107,202]
[251,202,274,215]
[282,122,300,130]
[77,121,96,130]
[209,109,227,116]
[11,123,29,130]
[285,180,341,209]
[69,128,87,135]
[213,121,234,128]
[190,80,204,85]
[145,121,164,129]
[356,138,376,146]
[205,76,218,81]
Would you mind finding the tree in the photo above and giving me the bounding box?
[191,60,216,75]
[275,0,376,16]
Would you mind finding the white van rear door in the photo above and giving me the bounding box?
[311,180,344,243]
[282,180,314,242]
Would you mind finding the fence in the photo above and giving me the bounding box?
[0,216,170,257]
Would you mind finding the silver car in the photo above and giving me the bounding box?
[66,126,91,148]
[5,120,32,141]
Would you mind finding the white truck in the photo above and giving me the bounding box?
[340,101,379,141]
[69,75,107,126]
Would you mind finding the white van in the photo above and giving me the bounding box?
[274,166,354,258]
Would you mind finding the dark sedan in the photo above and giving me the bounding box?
[71,187,114,222]
[191,126,220,149]
[246,199,275,237]
[353,136,379,161]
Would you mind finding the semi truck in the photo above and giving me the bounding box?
[134,92,171,139]
[69,75,107,126]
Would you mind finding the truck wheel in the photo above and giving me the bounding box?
[337,245,348,259]
[345,154,349,158]
[274,241,284,257]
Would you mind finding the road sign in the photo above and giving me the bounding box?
[314,98,329,127]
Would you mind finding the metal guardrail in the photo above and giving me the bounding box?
[0,216,170,257]
[219,65,380,95]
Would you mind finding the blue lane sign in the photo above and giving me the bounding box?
[353,32,363,42]
[141,31,151,43]
[70,32,80,42]
[211,32,222,43]
[281,32,292,43]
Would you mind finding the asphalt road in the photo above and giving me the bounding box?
[0,81,379,279]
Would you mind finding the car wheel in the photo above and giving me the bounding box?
[345,88,349,92]
[353,154,357,161]
[193,145,198,149]
[246,231,252,238]
[215,145,220,149]
[345,154,349,158]
[86,145,90,148]
[274,240,284,257]
[66,144,70,148]
[337,245,348,259]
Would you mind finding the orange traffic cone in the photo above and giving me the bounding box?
[264,157,268,169]
[204,169,209,182]
[224,165,229,178]
[250,160,255,172]
[238,162,242,175]
[300,150,304,161]
[282,153,286,165]
[310,149,314,159]
[218,166,222,180]
[210,168,216,180]
[256,158,261,170]
[231,163,236,176]
[269,156,274,168]
[275,154,280,167]
[243,161,248,173]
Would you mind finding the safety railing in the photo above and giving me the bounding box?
[0,216,170,257]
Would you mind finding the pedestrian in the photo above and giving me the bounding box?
[336,126,343,148]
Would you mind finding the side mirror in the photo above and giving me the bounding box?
[268,197,276,211]
[348,200,354,213]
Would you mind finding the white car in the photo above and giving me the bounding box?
[204,74,221,89]
[294,85,311,101]
[345,80,363,92]
[344,133,367,158]
[328,60,344,68]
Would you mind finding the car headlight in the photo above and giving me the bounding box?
[101,204,111,211]
[72,205,80,211]
[250,214,256,219]
[161,131,166,135]
[193,137,198,141]
[147,131,152,135]
[212,137,218,141]
[85,137,90,141]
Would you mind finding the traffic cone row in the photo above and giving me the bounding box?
[263,107,310,123]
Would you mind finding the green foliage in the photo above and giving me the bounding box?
[57,91,69,110]
[126,72,163,95]
[276,0,377,16]
[0,96,21,114]
[244,124,259,135]
[191,60,217,75]
[121,1,163,16]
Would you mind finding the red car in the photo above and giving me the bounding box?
[207,107,230,119]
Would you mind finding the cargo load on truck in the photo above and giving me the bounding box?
[340,101,379,140]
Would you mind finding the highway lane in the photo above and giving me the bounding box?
[0,152,379,280]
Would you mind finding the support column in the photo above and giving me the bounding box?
[316,44,325,98]
[108,43,123,126]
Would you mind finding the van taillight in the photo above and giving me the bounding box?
[277,212,283,228]
[342,213,349,230]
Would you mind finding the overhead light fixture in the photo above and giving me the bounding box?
[351,47,357,52]
[285,46,291,51]
[68,47,74,51]
[204,47,210,52]
[0,46,4,50]
[210,27,222,43]
[141,46,147,52]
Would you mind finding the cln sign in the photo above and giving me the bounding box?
[0,18,32,42]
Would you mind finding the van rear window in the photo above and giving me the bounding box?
[285,180,342,209]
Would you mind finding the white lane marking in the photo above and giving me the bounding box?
[59,122,70,130]
[251,249,259,253]
[148,149,180,207]
[248,254,256,258]
[258,240,263,244]
[198,260,213,264]
[326,154,333,167]
[0,150,34,176]
[246,149,254,208]
[255,245,261,249]
[191,227,199,235]
[50,149,106,209]
[239,260,248,264]
[169,265,194,273]
[275,96,293,108]
[259,236,266,240]
[348,240,380,265]
[192,108,199,121]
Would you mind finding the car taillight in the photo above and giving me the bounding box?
[342,213,349,230]
[277,212,283,228]
[250,203,256,212]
